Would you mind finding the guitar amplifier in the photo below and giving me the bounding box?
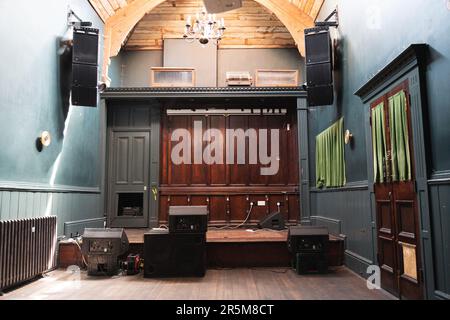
[169,206,208,234]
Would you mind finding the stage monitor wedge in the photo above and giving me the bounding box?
[305,27,334,107]
[71,27,99,107]
[203,0,242,13]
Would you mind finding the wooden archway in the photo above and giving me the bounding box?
[101,0,321,83]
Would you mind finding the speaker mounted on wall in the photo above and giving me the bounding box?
[71,27,99,107]
[304,27,334,107]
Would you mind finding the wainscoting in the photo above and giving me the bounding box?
[0,187,104,237]
[309,182,375,277]
[429,174,450,300]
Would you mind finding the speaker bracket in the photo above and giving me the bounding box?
[314,8,339,28]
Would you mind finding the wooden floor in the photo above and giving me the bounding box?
[125,228,288,244]
[0,267,393,300]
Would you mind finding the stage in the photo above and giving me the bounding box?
[125,228,344,268]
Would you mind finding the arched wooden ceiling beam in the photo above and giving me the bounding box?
[101,0,322,83]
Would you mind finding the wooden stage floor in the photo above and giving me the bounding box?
[0,267,394,300]
[125,228,288,244]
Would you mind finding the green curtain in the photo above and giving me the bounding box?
[371,102,387,183]
[316,118,346,188]
[389,91,412,182]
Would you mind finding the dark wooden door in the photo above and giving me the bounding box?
[108,131,150,228]
[371,82,423,300]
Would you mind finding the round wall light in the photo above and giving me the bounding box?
[344,130,353,145]
[40,131,52,147]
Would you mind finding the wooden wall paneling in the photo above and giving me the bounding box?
[209,196,228,225]
[191,116,209,185]
[168,115,190,186]
[160,112,169,185]
[230,195,250,223]
[249,195,270,223]
[159,195,169,224]
[228,115,249,186]
[248,116,267,186]
[288,194,300,223]
[209,115,227,186]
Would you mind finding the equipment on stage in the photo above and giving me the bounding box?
[169,206,208,234]
[258,211,286,231]
[144,206,208,278]
[122,254,141,275]
[288,226,329,274]
[82,228,129,276]
[144,230,206,278]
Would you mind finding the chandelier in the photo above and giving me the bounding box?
[183,7,226,45]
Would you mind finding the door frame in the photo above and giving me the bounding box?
[100,101,161,229]
[107,129,151,228]
[356,44,434,299]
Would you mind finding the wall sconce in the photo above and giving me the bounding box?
[344,129,353,145]
[36,131,51,152]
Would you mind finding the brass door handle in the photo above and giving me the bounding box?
[151,187,158,201]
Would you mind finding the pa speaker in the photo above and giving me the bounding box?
[144,231,206,278]
[305,27,334,107]
[305,29,332,65]
[71,27,99,107]
[307,85,334,107]
[73,27,99,65]
[306,63,332,87]
[144,230,173,278]
[172,233,206,277]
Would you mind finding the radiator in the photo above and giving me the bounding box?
[0,216,57,292]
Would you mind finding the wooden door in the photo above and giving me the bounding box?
[371,81,423,300]
[108,131,150,228]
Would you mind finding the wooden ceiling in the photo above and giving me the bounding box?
[124,0,298,50]
[90,0,323,24]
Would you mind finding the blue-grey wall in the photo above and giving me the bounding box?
[0,0,105,235]
[311,0,450,298]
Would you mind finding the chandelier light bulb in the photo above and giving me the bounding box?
[183,7,226,45]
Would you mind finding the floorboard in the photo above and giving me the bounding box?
[0,267,394,300]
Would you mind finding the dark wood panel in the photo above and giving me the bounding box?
[160,108,300,225]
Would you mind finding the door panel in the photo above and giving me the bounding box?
[371,81,423,300]
[109,131,150,228]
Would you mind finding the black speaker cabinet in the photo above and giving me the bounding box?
[144,230,206,278]
[305,27,334,107]
[288,226,329,274]
[305,29,332,65]
[73,28,99,65]
[307,85,334,107]
[295,252,328,275]
[172,233,206,277]
[169,206,208,234]
[144,230,173,277]
[71,27,99,107]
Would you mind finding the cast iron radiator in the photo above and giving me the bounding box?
[0,216,57,292]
